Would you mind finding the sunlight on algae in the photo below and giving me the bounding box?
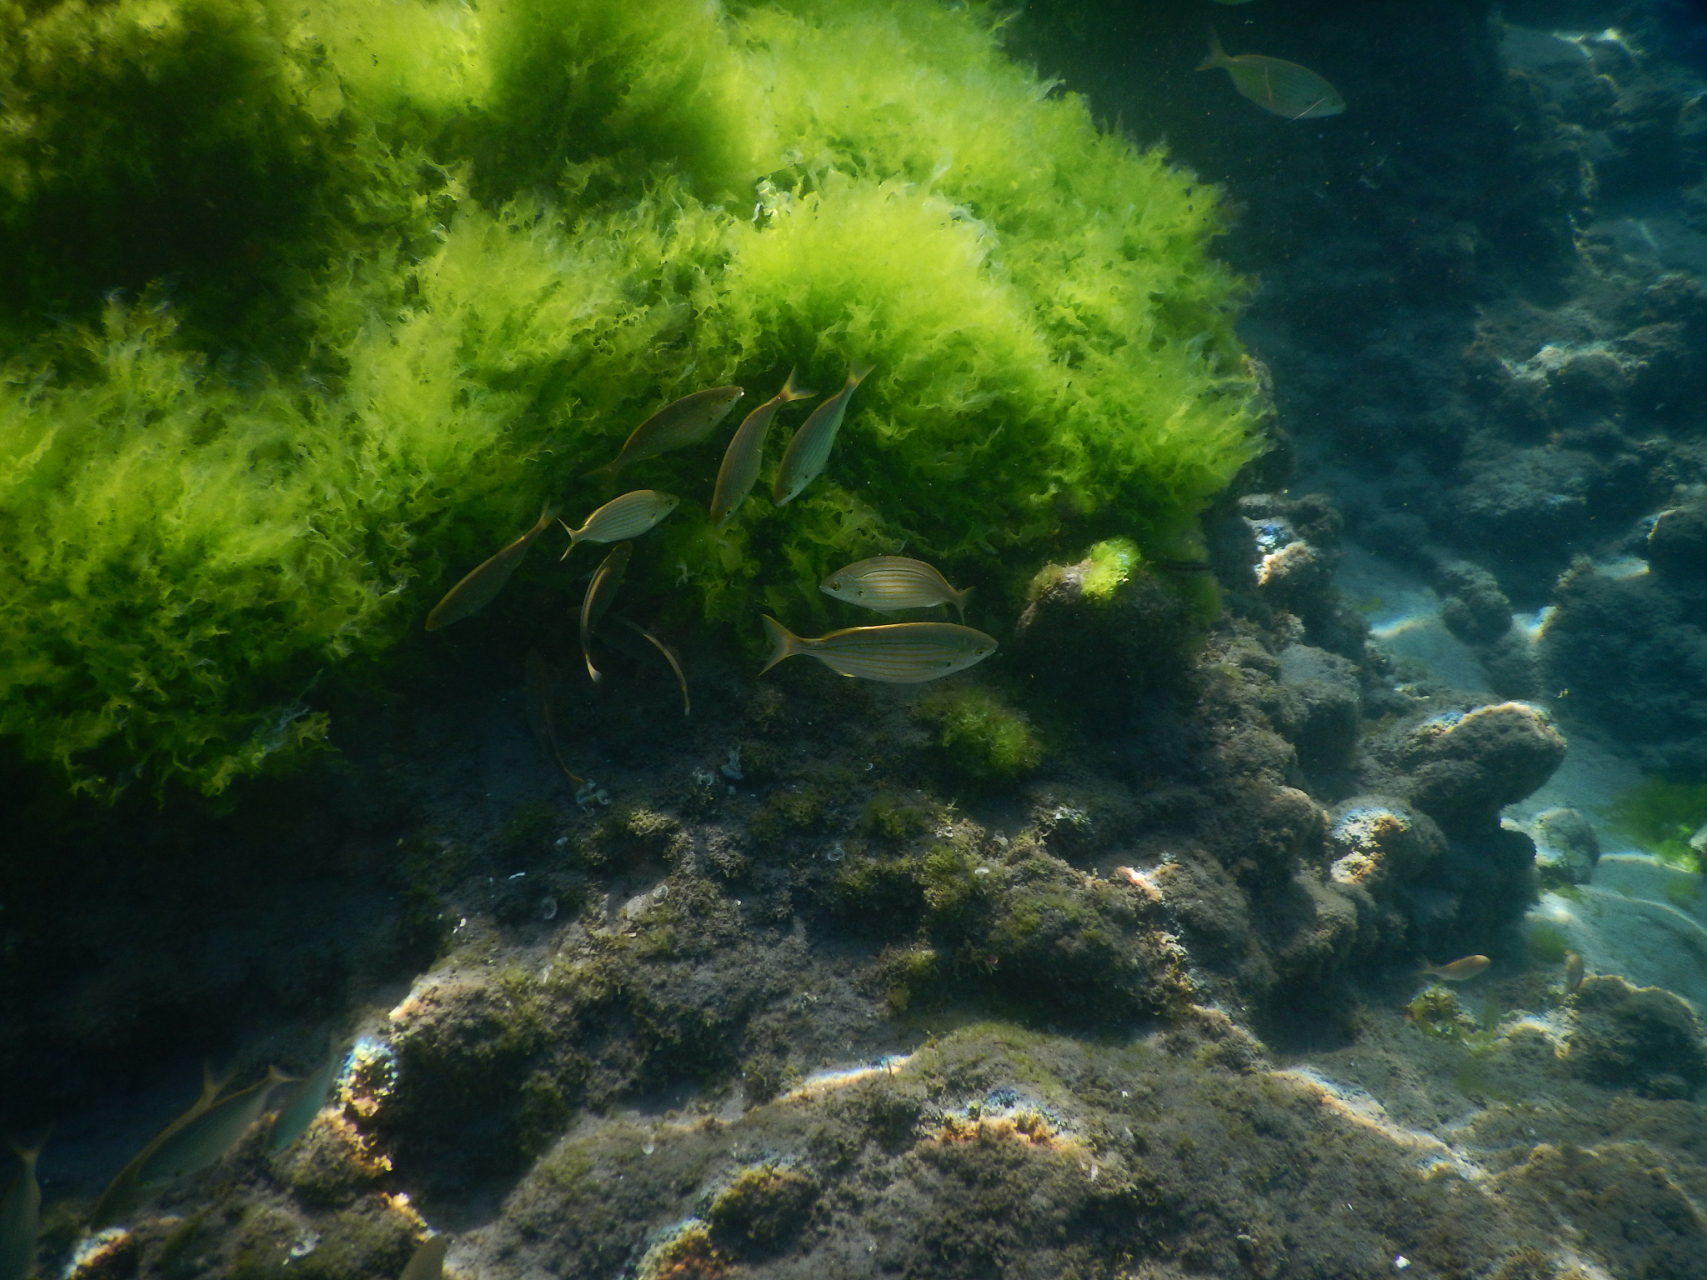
[0,0,1261,797]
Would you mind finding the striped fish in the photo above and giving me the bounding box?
[820,556,972,620]
[760,617,996,683]
[580,542,632,683]
[772,361,874,506]
[559,490,678,557]
[425,505,558,631]
[589,385,744,477]
[710,371,816,527]
[1197,30,1344,120]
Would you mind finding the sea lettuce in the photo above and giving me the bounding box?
[0,0,1259,797]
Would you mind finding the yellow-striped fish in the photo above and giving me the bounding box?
[401,1236,450,1280]
[580,542,631,683]
[616,617,691,718]
[589,385,744,477]
[525,649,586,786]
[270,1038,344,1153]
[773,362,874,507]
[558,490,678,558]
[93,1066,228,1227]
[760,617,996,683]
[1,1141,42,1280]
[820,556,972,620]
[140,1066,293,1183]
[1197,30,1344,120]
[1418,955,1490,983]
[711,371,816,527]
[425,506,558,631]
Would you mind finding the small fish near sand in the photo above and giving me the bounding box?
[710,371,816,527]
[760,617,996,683]
[820,556,973,620]
[773,362,875,507]
[1418,955,1491,983]
[559,490,679,557]
[1197,30,1344,120]
[1,1141,42,1280]
[589,385,745,477]
[580,542,632,683]
[425,506,558,631]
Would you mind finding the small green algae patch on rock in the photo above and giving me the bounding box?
[0,0,1258,798]
[1080,537,1141,602]
[915,687,1043,782]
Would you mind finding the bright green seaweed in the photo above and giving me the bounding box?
[0,0,1259,797]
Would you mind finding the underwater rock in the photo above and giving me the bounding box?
[1565,975,1707,1099]
[1011,546,1203,713]
[1325,799,1447,893]
[1529,806,1600,887]
[1274,644,1361,780]
[1648,499,1707,578]
[1384,701,1567,837]
[1238,493,1368,659]
[1433,560,1512,645]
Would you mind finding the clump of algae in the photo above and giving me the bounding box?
[0,0,1259,797]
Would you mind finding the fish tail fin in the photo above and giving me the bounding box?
[10,1132,47,1169]
[1196,28,1226,71]
[953,585,974,622]
[759,615,800,675]
[848,359,877,386]
[533,504,560,533]
[585,459,621,480]
[780,368,817,402]
[558,522,580,561]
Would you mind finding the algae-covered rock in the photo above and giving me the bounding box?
[1565,975,1707,1098]
[0,0,1260,798]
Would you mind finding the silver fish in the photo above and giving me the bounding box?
[589,385,744,477]
[0,1142,42,1280]
[820,556,972,620]
[1197,30,1344,120]
[616,617,691,718]
[92,1067,228,1227]
[425,506,558,631]
[139,1066,293,1183]
[581,542,632,683]
[525,649,586,787]
[711,371,816,527]
[270,1039,345,1153]
[400,1235,450,1280]
[772,362,874,506]
[559,490,678,557]
[760,617,996,683]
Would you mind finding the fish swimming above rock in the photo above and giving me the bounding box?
[559,490,679,557]
[760,617,996,683]
[615,617,691,717]
[525,649,587,786]
[711,371,816,527]
[580,542,632,683]
[1196,30,1344,119]
[821,556,972,620]
[589,385,744,477]
[270,1038,345,1153]
[0,1141,42,1280]
[1418,955,1490,982]
[773,362,874,507]
[425,506,558,631]
[92,1065,292,1227]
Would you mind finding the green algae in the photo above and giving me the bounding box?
[1606,777,1707,872]
[1,0,1258,802]
[916,687,1044,782]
